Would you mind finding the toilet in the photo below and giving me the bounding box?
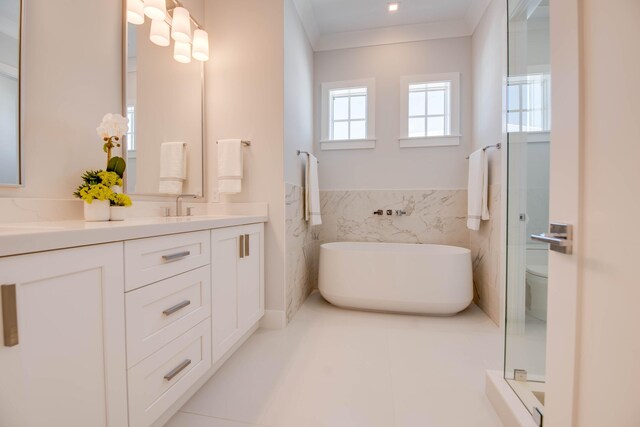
[526,265,548,321]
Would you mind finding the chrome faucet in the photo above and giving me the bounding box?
[175,194,198,217]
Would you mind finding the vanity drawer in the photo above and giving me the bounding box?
[125,266,211,367]
[125,231,210,291]
[128,319,211,427]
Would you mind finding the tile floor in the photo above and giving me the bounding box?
[165,292,504,427]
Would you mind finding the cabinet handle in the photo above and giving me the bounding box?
[244,234,250,257]
[162,251,191,262]
[239,235,245,259]
[1,284,18,347]
[164,359,191,381]
[162,300,191,316]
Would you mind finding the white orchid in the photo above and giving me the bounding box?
[96,113,129,140]
[97,113,129,162]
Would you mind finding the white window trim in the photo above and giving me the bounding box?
[399,72,461,148]
[320,78,376,151]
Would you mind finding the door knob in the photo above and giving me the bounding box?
[531,223,573,254]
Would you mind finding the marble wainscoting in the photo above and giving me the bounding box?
[285,183,320,323]
[469,184,502,325]
[319,189,469,247]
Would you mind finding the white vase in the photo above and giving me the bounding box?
[83,200,110,222]
[110,206,127,221]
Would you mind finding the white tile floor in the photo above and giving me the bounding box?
[165,292,504,427]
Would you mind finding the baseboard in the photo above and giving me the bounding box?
[259,309,287,329]
[485,370,539,427]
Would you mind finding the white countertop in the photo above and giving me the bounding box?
[0,214,268,258]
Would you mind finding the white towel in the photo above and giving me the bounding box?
[159,142,187,194]
[467,149,490,230]
[305,153,322,226]
[217,139,243,194]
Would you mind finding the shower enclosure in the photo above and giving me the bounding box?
[504,0,551,422]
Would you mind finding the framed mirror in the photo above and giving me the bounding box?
[123,0,206,196]
[0,0,22,186]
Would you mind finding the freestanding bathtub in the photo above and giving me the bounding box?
[318,242,473,315]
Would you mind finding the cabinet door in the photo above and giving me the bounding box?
[237,223,264,333]
[0,243,128,427]
[211,227,241,361]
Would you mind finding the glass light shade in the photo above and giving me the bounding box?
[174,41,191,64]
[150,20,170,46]
[143,0,166,21]
[192,29,209,61]
[171,7,192,43]
[127,0,145,25]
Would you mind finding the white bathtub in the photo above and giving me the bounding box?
[318,242,473,315]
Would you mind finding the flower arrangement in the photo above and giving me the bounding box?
[74,113,134,221]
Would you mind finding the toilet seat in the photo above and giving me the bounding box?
[526,265,548,279]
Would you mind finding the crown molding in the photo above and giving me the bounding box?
[465,0,493,34]
[314,19,472,52]
[291,0,320,49]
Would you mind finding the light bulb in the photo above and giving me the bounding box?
[171,7,192,43]
[143,0,167,21]
[192,29,209,61]
[150,20,170,46]
[174,41,191,64]
[127,0,145,25]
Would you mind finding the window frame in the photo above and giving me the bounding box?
[399,72,461,148]
[320,78,376,151]
[506,73,551,134]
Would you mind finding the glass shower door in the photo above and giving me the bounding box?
[504,0,551,421]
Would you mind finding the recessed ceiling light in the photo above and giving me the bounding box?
[388,2,399,13]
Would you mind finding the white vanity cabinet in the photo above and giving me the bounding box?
[0,217,266,427]
[212,223,264,362]
[0,243,128,427]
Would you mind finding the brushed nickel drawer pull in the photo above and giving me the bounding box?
[162,300,191,316]
[239,235,245,259]
[1,284,18,347]
[162,251,191,262]
[164,359,191,381]
[244,234,250,257]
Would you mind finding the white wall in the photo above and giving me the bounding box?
[471,0,505,181]
[314,37,472,190]
[0,0,122,198]
[204,0,286,314]
[284,0,314,186]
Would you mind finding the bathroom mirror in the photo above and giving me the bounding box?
[123,0,205,196]
[0,0,22,186]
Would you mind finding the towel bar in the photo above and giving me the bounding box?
[297,150,319,164]
[216,140,251,146]
[466,143,501,159]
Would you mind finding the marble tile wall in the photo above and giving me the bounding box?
[318,189,469,247]
[285,183,320,323]
[469,184,502,325]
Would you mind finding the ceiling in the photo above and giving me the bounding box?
[293,0,491,51]
[309,0,481,35]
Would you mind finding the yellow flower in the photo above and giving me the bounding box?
[98,171,123,188]
[110,193,132,207]
[79,184,113,203]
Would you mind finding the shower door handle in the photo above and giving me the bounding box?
[531,223,573,254]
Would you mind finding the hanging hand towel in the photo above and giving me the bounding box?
[305,153,322,226]
[159,142,187,194]
[217,139,243,194]
[467,149,490,230]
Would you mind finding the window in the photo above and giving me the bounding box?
[329,87,367,141]
[126,105,136,151]
[320,78,376,150]
[408,81,451,137]
[506,74,550,133]
[400,72,461,148]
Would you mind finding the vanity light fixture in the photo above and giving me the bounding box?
[192,29,210,61]
[388,2,399,12]
[174,41,192,64]
[143,0,167,21]
[127,0,145,25]
[171,7,192,43]
[150,20,171,47]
